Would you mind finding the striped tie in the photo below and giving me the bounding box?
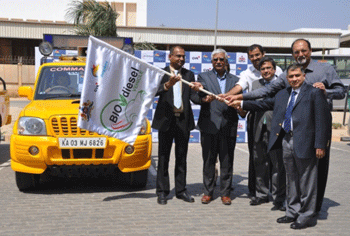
[283,91,297,133]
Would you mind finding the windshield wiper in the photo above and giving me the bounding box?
[44,94,81,100]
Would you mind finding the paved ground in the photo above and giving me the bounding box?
[1,141,350,235]
[0,98,349,235]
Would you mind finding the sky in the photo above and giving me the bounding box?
[147,0,350,32]
[0,0,349,32]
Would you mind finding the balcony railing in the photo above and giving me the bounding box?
[0,55,35,65]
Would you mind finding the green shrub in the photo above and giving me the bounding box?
[332,123,342,129]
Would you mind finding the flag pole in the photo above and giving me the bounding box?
[162,70,228,103]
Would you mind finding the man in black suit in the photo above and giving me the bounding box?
[195,48,239,205]
[234,64,331,229]
[152,46,201,205]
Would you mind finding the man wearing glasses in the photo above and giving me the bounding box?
[196,48,239,205]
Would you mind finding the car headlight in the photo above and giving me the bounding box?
[138,118,148,135]
[18,117,47,135]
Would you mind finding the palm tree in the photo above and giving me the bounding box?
[65,0,156,50]
[65,0,118,37]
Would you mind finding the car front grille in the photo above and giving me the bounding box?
[50,115,111,159]
[50,115,97,137]
[61,149,105,159]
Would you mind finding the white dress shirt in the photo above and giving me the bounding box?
[237,65,283,92]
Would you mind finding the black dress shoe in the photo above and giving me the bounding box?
[176,192,195,203]
[271,203,286,211]
[277,216,297,223]
[290,219,317,230]
[250,197,269,205]
[157,194,167,205]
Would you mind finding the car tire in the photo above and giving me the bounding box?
[15,172,40,191]
[123,169,148,188]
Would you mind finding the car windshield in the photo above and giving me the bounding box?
[34,66,85,100]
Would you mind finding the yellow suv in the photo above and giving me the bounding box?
[0,77,11,141]
[11,57,152,191]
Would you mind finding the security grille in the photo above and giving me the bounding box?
[51,116,97,136]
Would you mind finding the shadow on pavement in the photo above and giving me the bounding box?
[21,169,157,195]
[163,174,250,202]
[318,197,340,220]
[0,143,10,165]
[103,192,156,201]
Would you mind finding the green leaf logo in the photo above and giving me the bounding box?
[119,94,128,107]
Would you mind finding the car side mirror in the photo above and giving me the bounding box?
[18,86,33,100]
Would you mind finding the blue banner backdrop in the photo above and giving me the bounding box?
[35,48,251,143]
[135,50,251,143]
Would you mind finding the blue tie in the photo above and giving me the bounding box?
[284,91,297,133]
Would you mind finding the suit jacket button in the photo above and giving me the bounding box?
[276,133,279,136]
[279,123,282,126]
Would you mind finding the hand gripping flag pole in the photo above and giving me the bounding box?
[162,70,229,104]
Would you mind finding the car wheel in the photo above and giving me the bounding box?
[123,169,148,188]
[15,172,40,191]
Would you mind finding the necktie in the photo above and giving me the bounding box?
[284,91,297,133]
[263,81,270,124]
[173,70,182,109]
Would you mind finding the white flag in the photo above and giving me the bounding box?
[78,36,165,145]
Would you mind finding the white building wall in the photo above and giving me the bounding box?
[0,21,74,39]
[117,26,340,49]
[0,19,341,51]
[0,0,147,27]
[0,0,74,22]
[312,48,350,55]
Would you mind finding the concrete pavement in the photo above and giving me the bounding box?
[1,97,350,235]
[0,140,350,235]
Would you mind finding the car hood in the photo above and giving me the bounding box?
[22,99,81,119]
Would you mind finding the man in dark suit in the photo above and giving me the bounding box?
[195,48,239,205]
[234,64,331,229]
[152,46,201,205]
[247,57,286,210]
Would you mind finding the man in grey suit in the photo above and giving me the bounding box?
[234,64,331,229]
[247,57,286,210]
[195,48,239,205]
